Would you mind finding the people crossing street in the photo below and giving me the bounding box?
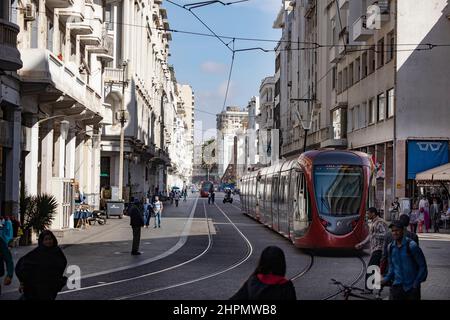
[153,196,163,228]
[128,198,144,255]
[355,207,388,293]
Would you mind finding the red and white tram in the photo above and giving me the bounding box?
[239,150,374,249]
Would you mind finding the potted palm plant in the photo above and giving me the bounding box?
[20,193,58,246]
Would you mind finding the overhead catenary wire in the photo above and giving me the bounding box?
[9,6,450,53]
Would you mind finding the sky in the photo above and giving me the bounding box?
[165,0,282,144]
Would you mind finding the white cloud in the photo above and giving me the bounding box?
[200,61,228,74]
[196,80,237,110]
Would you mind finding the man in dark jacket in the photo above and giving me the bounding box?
[129,199,144,255]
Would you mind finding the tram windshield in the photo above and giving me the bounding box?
[314,165,363,216]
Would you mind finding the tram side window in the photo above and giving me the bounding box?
[279,175,285,205]
[297,172,311,223]
[266,175,272,204]
[273,175,279,204]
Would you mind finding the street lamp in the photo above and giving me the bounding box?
[59,120,70,140]
[118,60,129,201]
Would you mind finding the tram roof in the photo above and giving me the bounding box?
[303,150,371,166]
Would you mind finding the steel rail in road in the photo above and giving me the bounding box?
[322,255,367,300]
[113,200,254,300]
[59,196,207,295]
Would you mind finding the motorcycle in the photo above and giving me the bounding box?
[87,210,107,225]
[223,192,233,204]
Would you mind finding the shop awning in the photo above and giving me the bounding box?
[416,163,450,181]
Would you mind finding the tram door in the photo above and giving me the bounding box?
[279,171,289,236]
[272,174,280,231]
[293,171,310,238]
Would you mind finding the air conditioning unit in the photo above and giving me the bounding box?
[24,3,36,21]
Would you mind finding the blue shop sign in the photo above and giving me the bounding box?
[408,140,449,179]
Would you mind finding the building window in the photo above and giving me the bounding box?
[332,108,347,139]
[343,67,348,90]
[355,58,361,83]
[387,31,395,62]
[377,38,384,68]
[337,71,342,93]
[368,98,376,124]
[377,92,386,121]
[362,52,368,78]
[349,63,354,87]
[332,66,336,90]
[354,105,359,130]
[348,108,353,133]
[387,88,395,117]
[368,46,376,74]
[361,102,367,128]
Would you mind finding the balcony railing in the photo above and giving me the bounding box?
[104,68,124,83]
[353,15,374,42]
[0,19,22,71]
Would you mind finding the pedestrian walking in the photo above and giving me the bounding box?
[0,216,13,245]
[390,198,401,221]
[208,186,215,205]
[183,188,187,201]
[143,198,152,228]
[15,230,67,300]
[430,198,441,233]
[153,196,163,228]
[230,246,296,300]
[355,207,388,293]
[174,192,180,207]
[0,237,13,296]
[381,221,428,300]
[128,198,144,255]
[409,205,419,233]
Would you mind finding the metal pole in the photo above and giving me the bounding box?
[118,62,127,201]
[303,129,308,153]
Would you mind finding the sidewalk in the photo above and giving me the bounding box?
[2,197,213,298]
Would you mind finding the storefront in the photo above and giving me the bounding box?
[415,163,450,207]
[407,140,449,203]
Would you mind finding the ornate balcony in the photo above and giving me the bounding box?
[0,19,22,71]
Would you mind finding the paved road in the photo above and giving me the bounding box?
[1,193,449,300]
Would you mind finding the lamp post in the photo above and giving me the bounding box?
[59,120,70,140]
[118,60,128,201]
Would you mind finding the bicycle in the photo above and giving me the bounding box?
[330,279,384,300]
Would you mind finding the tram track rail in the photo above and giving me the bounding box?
[321,255,367,300]
[112,201,254,300]
[58,197,213,295]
